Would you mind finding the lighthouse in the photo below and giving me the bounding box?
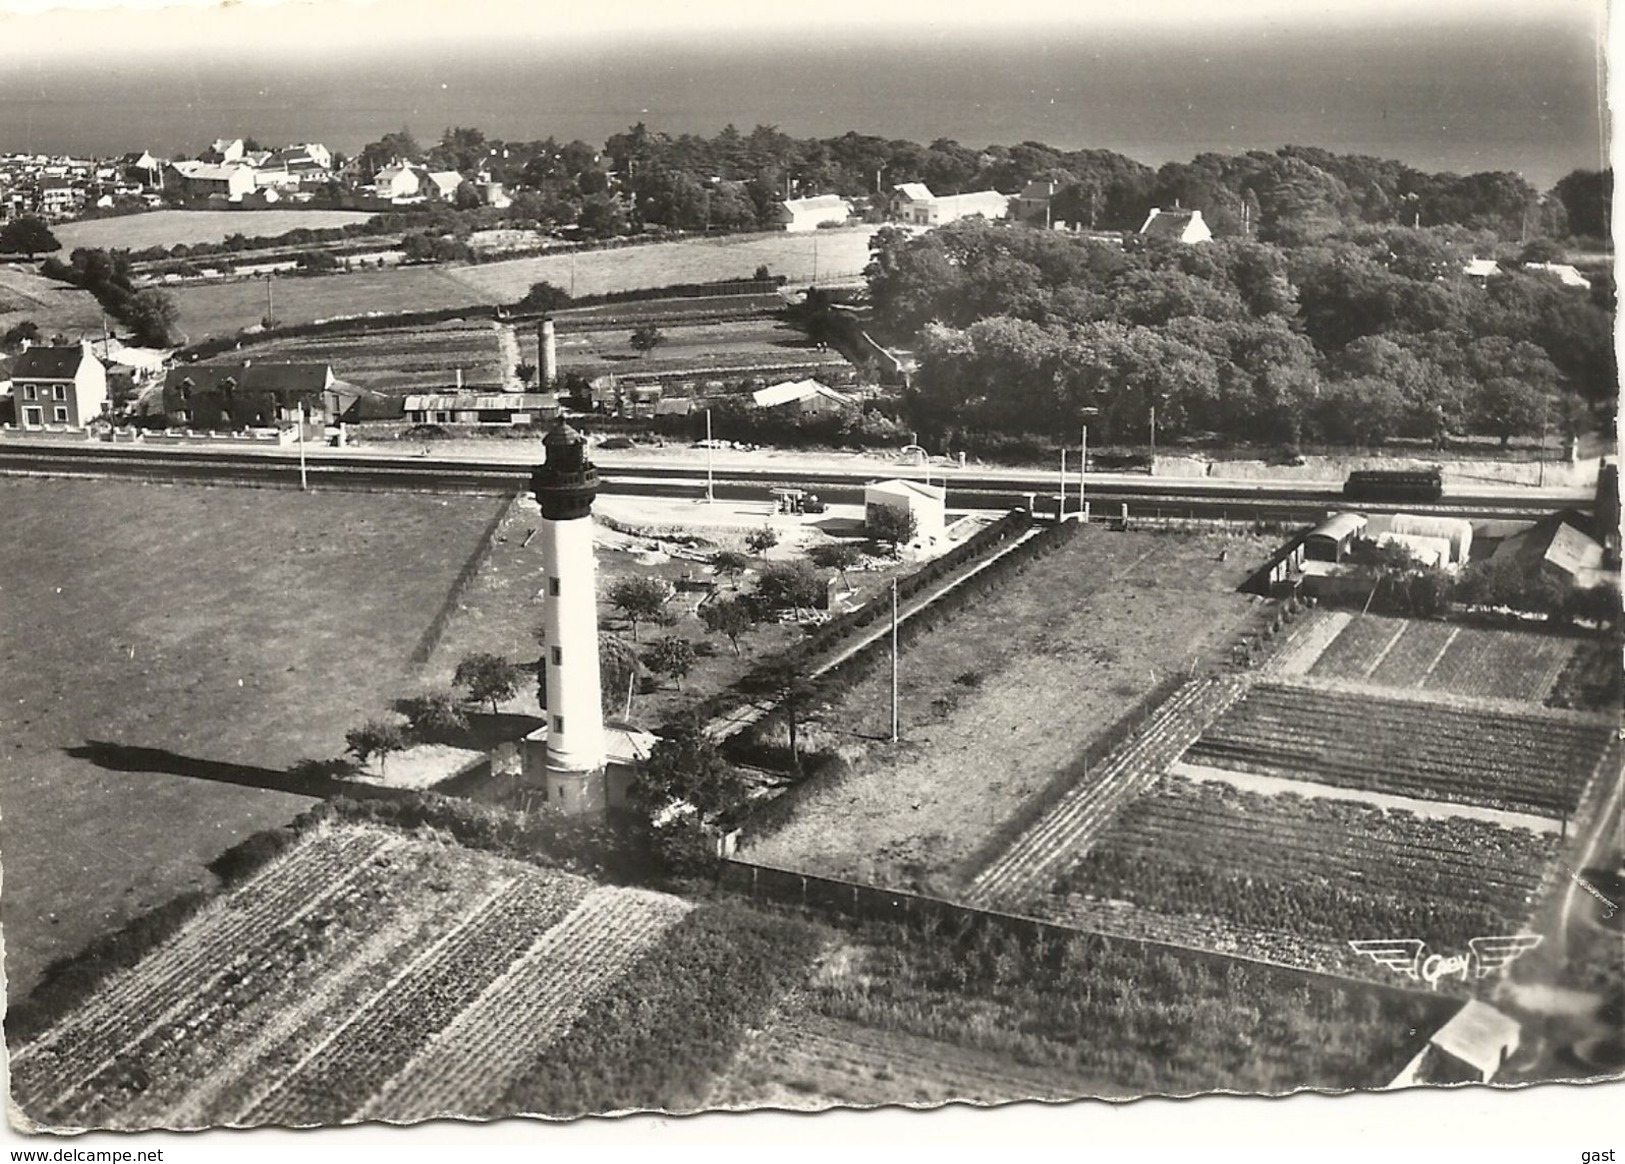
[530,420,607,811]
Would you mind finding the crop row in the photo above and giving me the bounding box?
[1053,775,1553,949]
[1309,615,1403,679]
[1366,620,1457,686]
[236,870,587,1127]
[10,828,397,1112]
[40,836,493,1129]
[1424,628,1577,701]
[966,675,1248,908]
[361,886,692,1124]
[155,842,519,1130]
[1188,682,1610,816]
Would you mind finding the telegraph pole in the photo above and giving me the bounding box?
[297,401,308,492]
[1149,404,1157,471]
[265,274,274,326]
[704,407,715,503]
[1080,424,1088,521]
[890,577,900,743]
[1059,448,1067,519]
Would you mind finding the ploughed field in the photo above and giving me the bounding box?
[1184,680,1613,818]
[1307,614,1581,701]
[1040,774,1559,983]
[243,321,506,394]
[9,820,1451,1125]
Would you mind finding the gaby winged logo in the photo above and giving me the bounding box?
[1348,936,1543,989]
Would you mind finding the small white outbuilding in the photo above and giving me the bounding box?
[865,478,947,545]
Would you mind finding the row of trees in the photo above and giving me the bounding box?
[868,220,1612,450]
[38,247,179,347]
[350,121,1609,245]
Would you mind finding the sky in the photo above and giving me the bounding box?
[0,0,1610,186]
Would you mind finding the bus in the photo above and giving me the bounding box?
[1342,467,1444,503]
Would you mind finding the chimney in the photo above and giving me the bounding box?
[539,317,558,388]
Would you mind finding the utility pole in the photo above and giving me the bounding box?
[1149,404,1157,472]
[704,407,714,503]
[297,401,308,492]
[890,577,899,743]
[1080,424,1088,521]
[265,274,274,325]
[1059,447,1068,518]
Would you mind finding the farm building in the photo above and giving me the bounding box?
[776,194,851,232]
[1373,531,1452,570]
[403,393,559,426]
[1391,1001,1521,1086]
[1492,510,1614,590]
[751,379,853,415]
[9,343,107,430]
[163,161,256,203]
[865,478,947,545]
[1367,513,1473,565]
[1303,512,1369,563]
[1462,257,1503,279]
[890,183,1010,227]
[1138,208,1212,244]
[156,362,335,428]
[1523,262,1592,290]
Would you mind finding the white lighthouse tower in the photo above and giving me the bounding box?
[530,420,608,812]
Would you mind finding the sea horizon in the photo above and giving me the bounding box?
[0,2,1608,190]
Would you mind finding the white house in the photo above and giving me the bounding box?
[10,343,107,429]
[891,182,1010,227]
[865,478,947,545]
[371,163,423,202]
[776,194,851,232]
[164,161,257,203]
[1139,208,1213,244]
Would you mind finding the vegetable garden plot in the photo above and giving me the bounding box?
[251,324,505,393]
[235,870,588,1127]
[1185,682,1613,817]
[1309,615,1404,679]
[360,886,692,1124]
[9,826,400,1125]
[1054,776,1555,952]
[1423,628,1580,701]
[1367,620,1457,687]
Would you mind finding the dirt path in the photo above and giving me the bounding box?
[1167,759,1563,834]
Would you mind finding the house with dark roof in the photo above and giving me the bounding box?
[156,361,336,429]
[10,343,107,429]
[1491,509,1615,591]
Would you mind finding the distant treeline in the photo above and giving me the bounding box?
[867,220,1614,452]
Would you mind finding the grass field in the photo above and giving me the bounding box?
[0,262,106,340]
[742,527,1276,891]
[164,228,877,342]
[246,320,506,394]
[51,210,378,252]
[555,317,844,379]
[164,266,501,343]
[0,479,504,998]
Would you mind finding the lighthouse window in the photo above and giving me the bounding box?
[548,577,561,597]
[550,646,562,666]
[553,715,565,733]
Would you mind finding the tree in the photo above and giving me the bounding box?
[2,321,40,351]
[699,595,757,655]
[642,635,697,691]
[519,280,572,312]
[747,659,826,771]
[346,719,407,776]
[808,542,863,590]
[631,722,747,820]
[124,289,180,347]
[711,548,751,583]
[754,559,824,614]
[453,652,524,715]
[866,504,918,552]
[744,525,779,555]
[607,575,669,642]
[515,360,537,387]
[577,194,627,239]
[0,216,60,260]
[598,633,641,717]
[630,323,665,358]
[399,690,469,743]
